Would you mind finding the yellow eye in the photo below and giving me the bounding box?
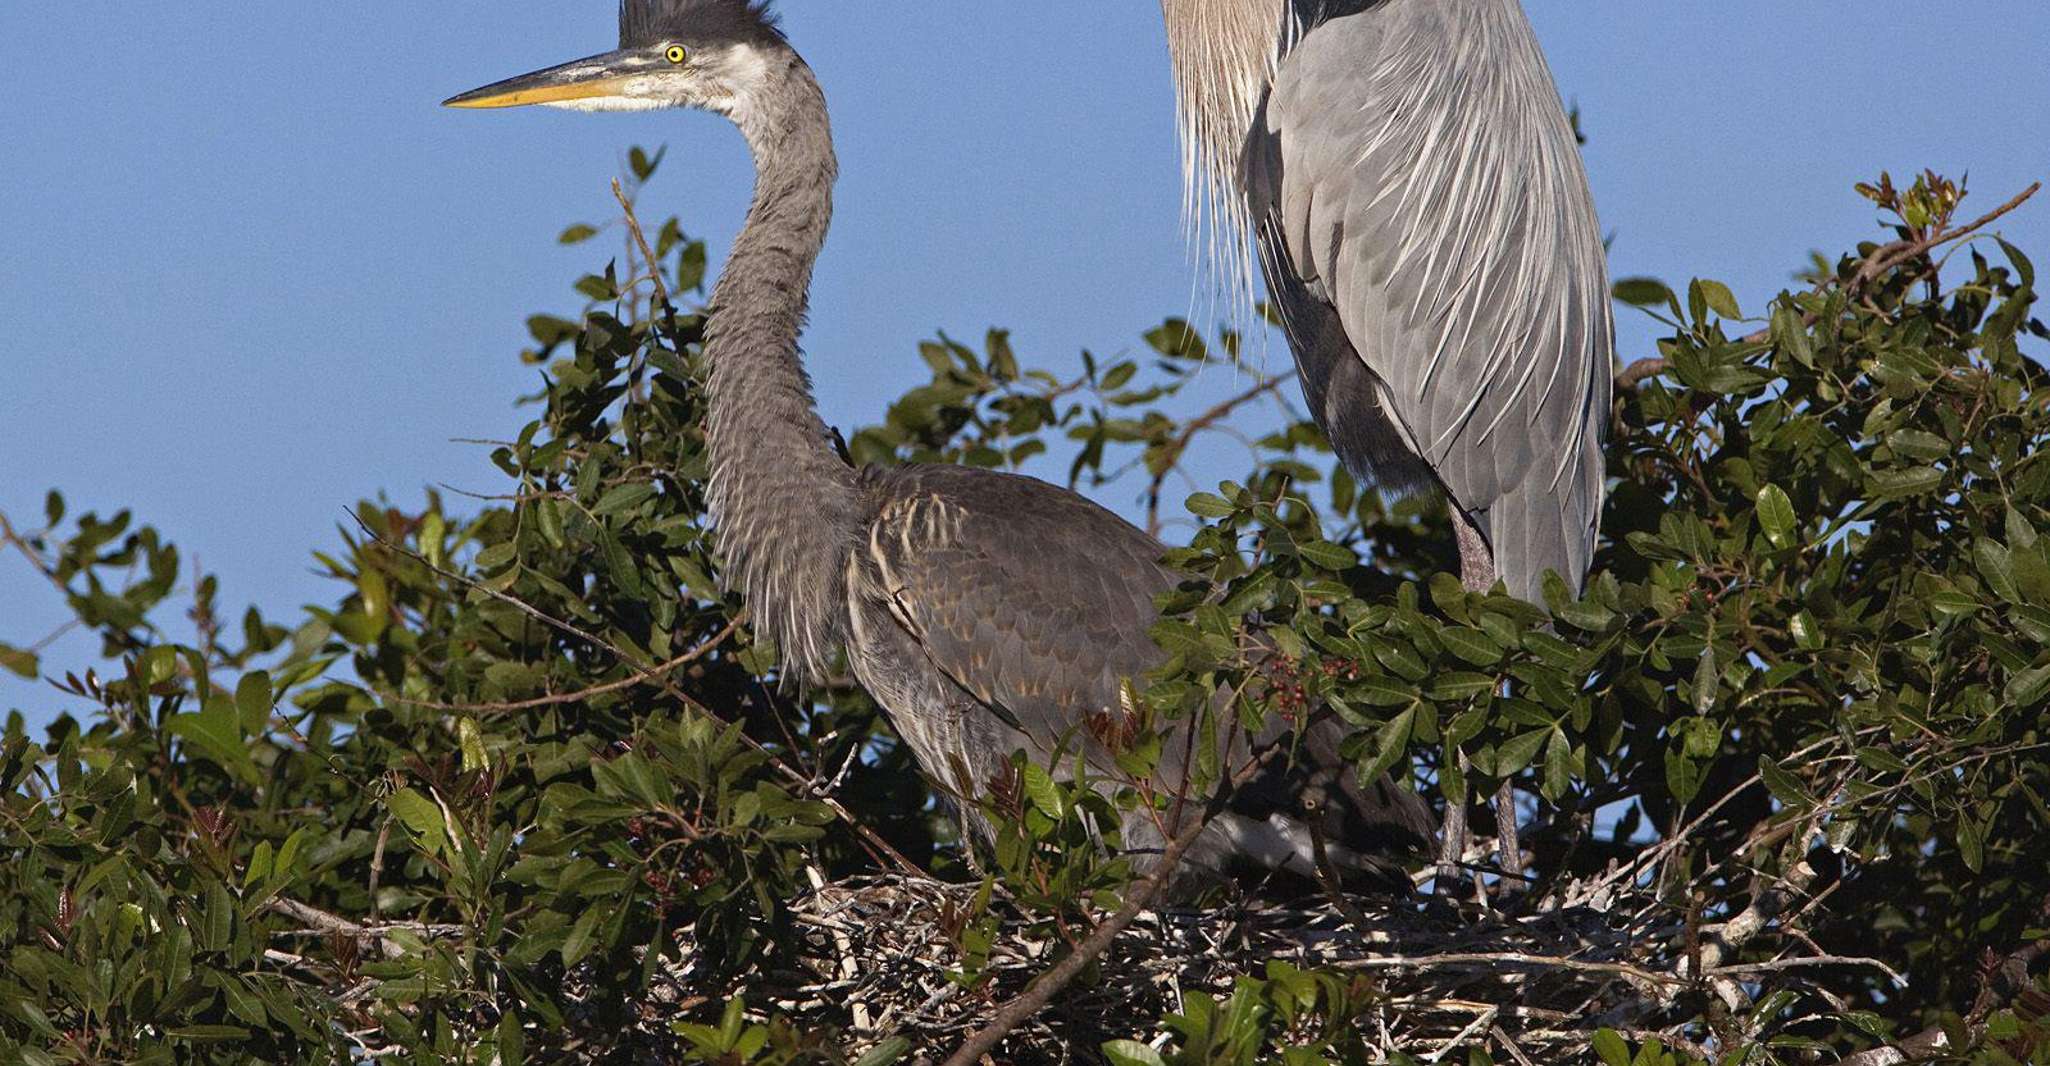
[664,45,688,64]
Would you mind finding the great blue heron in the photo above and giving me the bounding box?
[445,0,1432,893]
[1161,0,1613,604]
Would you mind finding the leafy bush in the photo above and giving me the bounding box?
[2,162,2045,1064]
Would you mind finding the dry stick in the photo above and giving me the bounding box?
[352,516,926,878]
[1337,951,1684,989]
[267,897,464,959]
[612,178,673,314]
[1707,954,1903,982]
[938,747,1281,1066]
[1489,1025,1539,1066]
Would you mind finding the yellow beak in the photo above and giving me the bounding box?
[443,50,644,109]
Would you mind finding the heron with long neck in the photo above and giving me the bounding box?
[446,0,1432,893]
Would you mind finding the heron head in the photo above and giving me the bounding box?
[443,0,787,117]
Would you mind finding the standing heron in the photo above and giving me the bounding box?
[1161,0,1613,604]
[445,0,1432,894]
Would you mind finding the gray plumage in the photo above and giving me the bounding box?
[1163,0,1612,602]
[447,0,1433,893]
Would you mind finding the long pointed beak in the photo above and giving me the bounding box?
[443,50,645,109]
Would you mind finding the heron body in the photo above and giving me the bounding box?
[447,0,1432,893]
[1164,0,1613,602]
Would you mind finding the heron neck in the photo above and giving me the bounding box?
[702,50,858,682]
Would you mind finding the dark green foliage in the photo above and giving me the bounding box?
[3,162,2046,1064]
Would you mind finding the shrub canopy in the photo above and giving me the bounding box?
[3,163,2047,1064]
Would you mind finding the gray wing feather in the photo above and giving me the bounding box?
[850,463,1433,887]
[856,464,1175,754]
[1248,0,1612,600]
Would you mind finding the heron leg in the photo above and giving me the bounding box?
[1494,779,1524,883]
[1447,504,1526,894]
[1435,777,1469,898]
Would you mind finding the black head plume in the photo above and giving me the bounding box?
[619,0,783,49]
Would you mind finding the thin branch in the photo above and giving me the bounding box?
[939,745,1281,1066]
[0,510,60,587]
[613,178,673,314]
[1852,181,2040,290]
[1708,954,1904,985]
[373,616,740,715]
[1616,358,1669,391]
[1337,951,1684,989]
[1143,373,1291,536]
[266,897,463,959]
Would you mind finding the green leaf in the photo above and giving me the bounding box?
[561,906,603,967]
[1356,706,1417,785]
[1868,465,1945,499]
[244,841,274,888]
[1758,756,1814,809]
[1755,484,1796,549]
[2005,663,2050,708]
[593,482,658,517]
[1020,761,1065,820]
[1185,492,1235,519]
[1439,627,1505,667]
[1957,815,1986,874]
[1592,1030,1631,1066]
[1691,644,1719,715]
[167,700,258,785]
[1352,676,1419,707]
[460,717,490,774]
[1296,539,1358,571]
[0,643,38,680]
[475,541,518,571]
[1977,540,2022,604]
[1691,278,1742,320]
[387,788,446,847]
[1491,729,1548,777]
[166,1026,253,1042]
[235,669,273,734]
[558,223,600,245]
[628,144,665,182]
[1102,1040,1169,1066]
[1612,277,1674,308]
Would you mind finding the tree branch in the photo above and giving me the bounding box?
[939,745,1282,1066]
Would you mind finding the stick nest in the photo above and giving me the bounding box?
[555,867,1699,1064]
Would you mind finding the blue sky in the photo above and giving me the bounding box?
[4,2,2047,721]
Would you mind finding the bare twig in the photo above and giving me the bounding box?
[612,178,672,313]
[1143,373,1291,537]
[373,616,741,715]
[1338,951,1683,989]
[939,746,1281,1066]
[0,510,60,586]
[1707,954,1904,984]
[266,897,463,959]
[1616,358,1669,391]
